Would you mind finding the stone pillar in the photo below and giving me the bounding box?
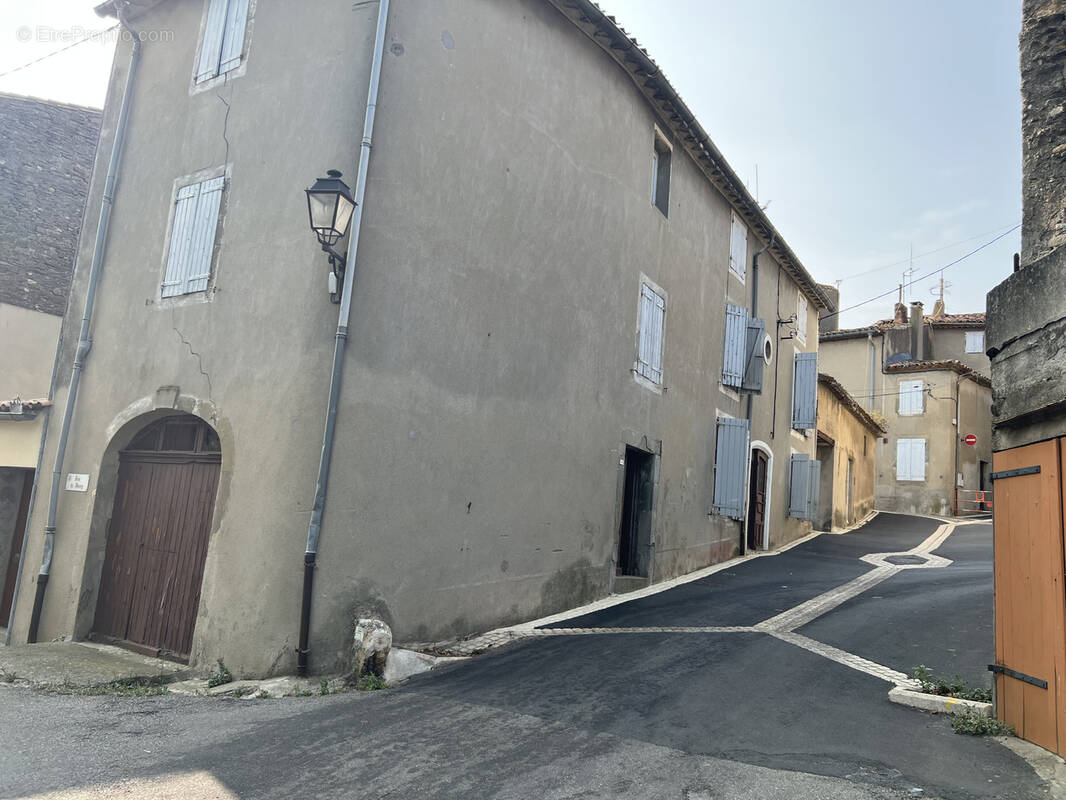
[1021,0,1066,264]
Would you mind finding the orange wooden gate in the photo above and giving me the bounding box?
[992,437,1066,755]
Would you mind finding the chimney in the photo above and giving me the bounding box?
[894,302,908,324]
[931,298,945,318]
[818,284,840,334]
[909,301,925,360]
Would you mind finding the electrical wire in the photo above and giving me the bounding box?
[821,223,1021,324]
[0,25,118,81]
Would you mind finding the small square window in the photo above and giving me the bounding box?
[965,331,985,353]
[651,134,671,216]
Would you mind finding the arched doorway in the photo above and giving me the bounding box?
[93,415,221,661]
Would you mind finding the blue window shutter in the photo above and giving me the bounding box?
[196,0,229,83]
[722,304,747,387]
[712,418,750,519]
[638,283,664,384]
[792,352,818,429]
[162,182,202,297]
[219,0,250,75]
[741,316,766,393]
[184,177,224,294]
[806,459,821,522]
[789,453,810,518]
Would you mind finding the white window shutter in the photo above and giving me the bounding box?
[966,331,985,353]
[911,439,926,481]
[712,418,750,519]
[898,380,923,416]
[184,177,224,294]
[162,183,202,297]
[637,284,664,384]
[722,304,747,388]
[219,0,250,75]
[196,0,229,83]
[896,439,909,480]
[729,213,747,278]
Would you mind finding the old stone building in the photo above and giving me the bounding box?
[0,93,101,634]
[7,0,834,676]
[819,301,992,516]
[986,0,1066,756]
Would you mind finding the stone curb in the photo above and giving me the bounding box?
[888,686,992,717]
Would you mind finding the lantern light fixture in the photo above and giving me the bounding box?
[305,169,356,303]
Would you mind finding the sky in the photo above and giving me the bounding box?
[0,2,1023,329]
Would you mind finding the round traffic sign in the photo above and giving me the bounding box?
[963,434,978,446]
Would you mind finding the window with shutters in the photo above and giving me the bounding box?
[897,379,924,416]
[635,281,666,386]
[195,0,251,85]
[788,453,821,520]
[896,438,926,481]
[651,132,671,217]
[795,293,808,344]
[712,417,750,519]
[965,331,985,353]
[791,352,818,430]
[729,212,747,281]
[161,173,225,299]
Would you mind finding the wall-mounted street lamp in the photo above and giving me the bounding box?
[305,169,356,303]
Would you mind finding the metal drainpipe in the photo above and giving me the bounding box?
[297,0,390,677]
[26,6,141,644]
[867,332,875,411]
[4,333,63,644]
[742,234,773,554]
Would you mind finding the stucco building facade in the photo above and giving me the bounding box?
[0,93,100,633]
[7,0,833,676]
[819,302,992,516]
[815,374,884,531]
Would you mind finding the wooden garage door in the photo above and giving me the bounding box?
[93,417,221,661]
[992,438,1066,755]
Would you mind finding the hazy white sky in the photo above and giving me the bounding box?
[0,1,1022,328]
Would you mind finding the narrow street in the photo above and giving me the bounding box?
[0,513,1043,800]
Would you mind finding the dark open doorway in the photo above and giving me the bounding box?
[747,450,768,551]
[617,446,654,577]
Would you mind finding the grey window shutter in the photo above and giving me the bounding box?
[638,284,664,383]
[788,453,810,518]
[196,0,229,83]
[219,0,250,75]
[184,177,224,294]
[712,418,750,519]
[161,182,202,297]
[806,459,821,522]
[741,316,766,393]
[792,352,818,429]
[722,304,747,387]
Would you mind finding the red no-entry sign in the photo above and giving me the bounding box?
[963,434,978,446]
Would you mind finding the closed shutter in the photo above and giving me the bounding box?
[219,0,250,75]
[637,283,665,383]
[898,379,924,415]
[742,316,766,393]
[806,459,821,522]
[196,0,229,83]
[896,438,926,481]
[792,352,818,429]
[729,213,747,278]
[162,177,224,298]
[789,453,810,518]
[712,418,750,519]
[722,304,747,387]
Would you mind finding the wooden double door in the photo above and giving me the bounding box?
[94,417,220,661]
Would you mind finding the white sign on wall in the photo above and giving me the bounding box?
[65,473,89,492]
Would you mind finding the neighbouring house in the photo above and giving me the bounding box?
[815,374,885,531]
[6,0,834,676]
[819,301,993,516]
[985,0,1066,757]
[0,93,101,632]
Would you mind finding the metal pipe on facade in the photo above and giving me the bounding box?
[27,7,141,643]
[297,0,390,677]
[868,332,876,412]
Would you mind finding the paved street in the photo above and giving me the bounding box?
[0,513,1044,799]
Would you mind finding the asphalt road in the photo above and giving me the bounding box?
[0,513,1042,800]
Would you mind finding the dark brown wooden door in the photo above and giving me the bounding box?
[1,470,33,623]
[94,417,220,661]
[747,450,768,551]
